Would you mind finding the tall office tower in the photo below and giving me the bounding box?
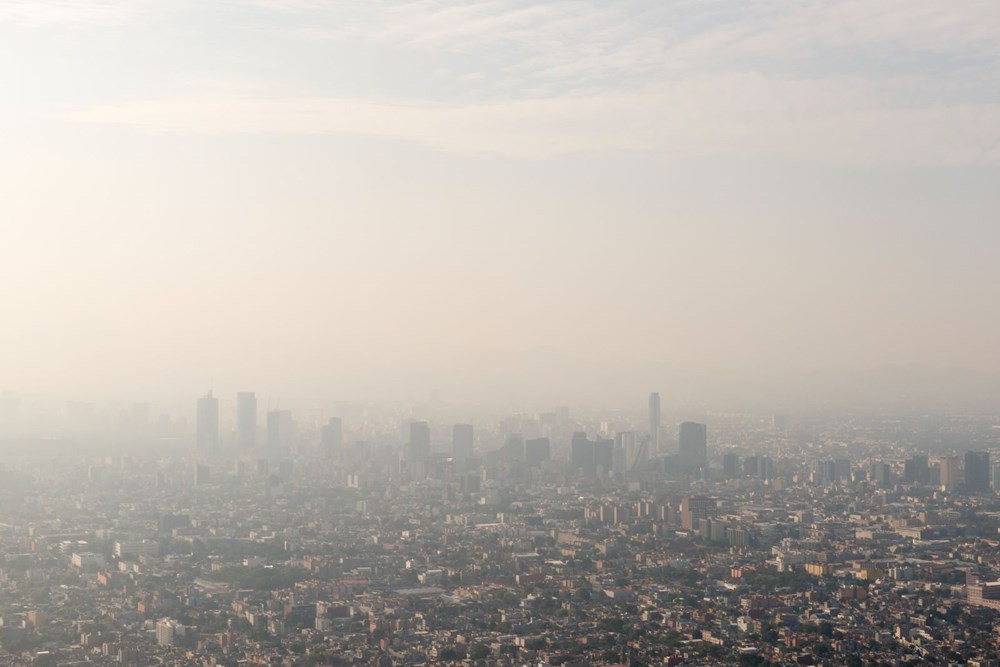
[929,461,941,486]
[965,451,991,494]
[648,392,661,455]
[939,455,960,492]
[409,421,430,461]
[525,437,551,467]
[632,435,649,471]
[904,455,930,484]
[501,434,525,464]
[615,431,646,472]
[594,437,614,476]
[758,456,775,480]
[236,392,257,450]
[992,463,1000,492]
[266,410,294,453]
[195,391,219,451]
[452,423,474,460]
[722,453,739,478]
[679,495,713,530]
[815,460,836,485]
[678,421,708,472]
[321,417,343,459]
[571,432,596,478]
[869,461,892,488]
[834,459,851,481]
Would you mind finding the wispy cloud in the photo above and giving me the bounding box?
[276,0,1000,92]
[0,0,143,26]
[24,0,1000,163]
[65,75,1000,164]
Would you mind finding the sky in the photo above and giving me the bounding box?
[1,0,999,409]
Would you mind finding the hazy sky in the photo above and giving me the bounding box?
[2,0,999,405]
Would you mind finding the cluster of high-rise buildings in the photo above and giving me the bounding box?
[193,390,709,484]
[195,391,336,457]
[898,451,993,494]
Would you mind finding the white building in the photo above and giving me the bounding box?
[156,618,186,646]
[114,540,159,559]
[71,552,105,570]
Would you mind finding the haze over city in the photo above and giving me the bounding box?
[7,4,1000,667]
[2,0,1000,412]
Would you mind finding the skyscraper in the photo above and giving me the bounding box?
[267,409,294,453]
[680,495,713,530]
[965,451,990,494]
[594,437,614,475]
[195,391,219,450]
[678,421,707,472]
[525,437,551,467]
[615,431,646,472]
[904,455,929,485]
[501,434,525,464]
[570,432,612,479]
[236,392,257,450]
[409,421,430,461]
[758,456,775,480]
[869,460,893,488]
[321,417,343,459]
[571,432,595,478]
[648,392,661,455]
[452,423,474,460]
[940,455,960,492]
[815,460,837,485]
[722,452,739,478]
